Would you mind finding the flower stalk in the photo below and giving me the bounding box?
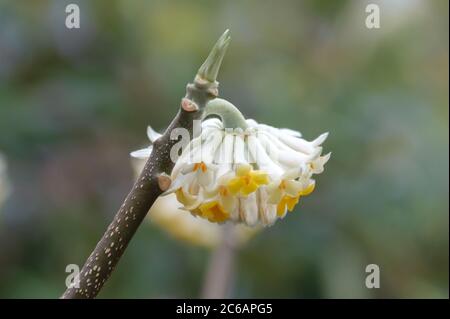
[201,224,237,298]
[203,98,248,130]
[61,30,231,299]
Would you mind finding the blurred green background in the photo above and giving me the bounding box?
[0,0,448,298]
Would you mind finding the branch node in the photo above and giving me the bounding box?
[181,98,199,112]
[206,86,219,98]
[157,173,172,191]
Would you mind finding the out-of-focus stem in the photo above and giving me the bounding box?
[201,224,237,299]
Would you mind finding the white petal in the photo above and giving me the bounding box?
[180,174,196,194]
[202,118,223,129]
[175,185,202,210]
[282,167,302,180]
[311,132,329,146]
[248,135,283,177]
[130,147,152,159]
[256,133,282,164]
[311,152,331,174]
[201,130,223,163]
[278,150,316,168]
[147,126,162,143]
[180,163,196,175]
[233,134,248,165]
[278,133,316,155]
[240,193,258,226]
[189,136,204,164]
[245,119,258,128]
[221,195,237,215]
[230,198,240,222]
[284,180,303,197]
[259,130,303,157]
[197,170,214,187]
[258,188,277,226]
[265,205,277,225]
[201,126,222,141]
[279,128,302,137]
[257,123,280,136]
[215,133,234,175]
[267,187,283,204]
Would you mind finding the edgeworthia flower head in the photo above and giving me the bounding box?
[132,98,330,227]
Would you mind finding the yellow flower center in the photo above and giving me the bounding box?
[227,165,269,196]
[218,185,229,197]
[198,201,229,223]
[276,182,316,216]
[193,162,208,172]
[277,195,300,216]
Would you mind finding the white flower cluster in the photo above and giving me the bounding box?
[132,117,329,227]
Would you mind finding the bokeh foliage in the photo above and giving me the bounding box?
[0,0,448,298]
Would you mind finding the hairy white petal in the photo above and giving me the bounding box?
[279,128,302,137]
[282,167,302,180]
[215,134,234,176]
[201,131,224,163]
[221,195,237,214]
[233,134,248,165]
[202,118,223,129]
[245,119,258,128]
[183,192,204,210]
[198,169,214,187]
[249,136,283,177]
[277,151,306,167]
[278,133,316,155]
[230,199,240,222]
[312,132,329,146]
[147,126,162,143]
[267,186,283,205]
[180,163,196,175]
[258,189,277,226]
[255,133,281,164]
[241,193,258,226]
[311,152,331,174]
[130,147,152,159]
[265,205,277,225]
[285,180,303,197]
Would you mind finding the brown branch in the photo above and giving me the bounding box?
[61,30,231,299]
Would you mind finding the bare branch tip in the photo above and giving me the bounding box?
[197,29,231,83]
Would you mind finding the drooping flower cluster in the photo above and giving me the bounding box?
[132,118,330,227]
